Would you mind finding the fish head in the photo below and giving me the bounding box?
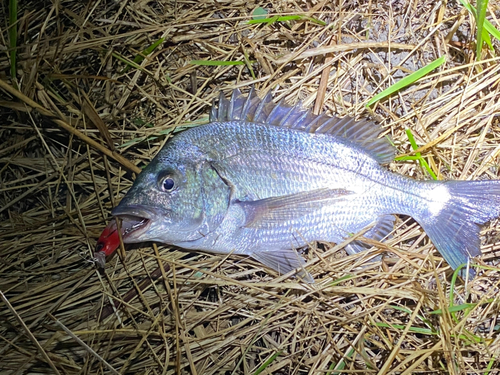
[111,146,231,245]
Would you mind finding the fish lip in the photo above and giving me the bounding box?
[110,205,158,241]
[111,204,157,220]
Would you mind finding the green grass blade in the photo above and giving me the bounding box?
[121,38,165,73]
[116,119,207,148]
[330,347,355,374]
[366,56,446,107]
[113,52,144,71]
[448,265,461,322]
[248,14,326,26]
[133,38,164,65]
[475,0,489,58]
[374,322,436,335]
[486,353,499,375]
[9,0,17,85]
[430,303,478,315]
[481,29,493,50]
[252,351,282,375]
[387,305,436,330]
[484,19,500,41]
[395,129,438,180]
[459,1,477,17]
[248,15,278,24]
[190,60,249,66]
[459,0,500,43]
[242,46,256,80]
[374,322,480,343]
[329,274,354,286]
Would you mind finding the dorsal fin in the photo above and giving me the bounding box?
[210,88,395,164]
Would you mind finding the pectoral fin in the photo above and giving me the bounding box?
[238,188,354,229]
[251,249,314,283]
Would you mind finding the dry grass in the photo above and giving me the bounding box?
[1,0,500,374]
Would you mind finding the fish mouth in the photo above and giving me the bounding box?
[110,205,156,242]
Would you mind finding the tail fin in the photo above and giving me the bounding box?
[418,180,500,276]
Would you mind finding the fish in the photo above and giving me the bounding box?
[102,88,500,281]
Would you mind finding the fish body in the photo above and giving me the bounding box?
[106,89,500,281]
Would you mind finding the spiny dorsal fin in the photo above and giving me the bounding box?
[210,88,395,164]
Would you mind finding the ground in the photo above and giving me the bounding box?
[1,0,500,374]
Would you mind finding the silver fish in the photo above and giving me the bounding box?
[111,88,500,282]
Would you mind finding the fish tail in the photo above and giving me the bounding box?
[417,180,500,276]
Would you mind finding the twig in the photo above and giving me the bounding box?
[0,78,141,174]
[313,35,337,115]
[0,174,54,215]
[48,313,120,375]
[273,42,416,64]
[0,292,62,375]
[99,263,170,321]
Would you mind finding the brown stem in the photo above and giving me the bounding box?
[99,263,169,321]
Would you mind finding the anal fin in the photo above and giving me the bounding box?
[345,214,395,255]
[251,249,314,283]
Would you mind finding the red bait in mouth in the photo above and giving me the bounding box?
[94,217,149,267]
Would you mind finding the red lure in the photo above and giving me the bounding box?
[94,218,120,267]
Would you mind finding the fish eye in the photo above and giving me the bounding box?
[159,176,175,192]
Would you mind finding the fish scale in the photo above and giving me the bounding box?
[202,124,372,195]
[97,88,500,282]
